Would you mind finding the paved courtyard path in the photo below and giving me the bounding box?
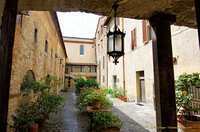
[40,89,156,132]
[39,88,90,132]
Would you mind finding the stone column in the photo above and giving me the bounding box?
[0,0,18,131]
[149,13,177,132]
[194,0,200,47]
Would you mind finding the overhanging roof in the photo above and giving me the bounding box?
[18,0,197,28]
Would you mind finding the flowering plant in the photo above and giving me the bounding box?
[85,89,105,101]
[76,88,113,110]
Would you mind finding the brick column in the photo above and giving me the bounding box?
[0,0,18,131]
[149,13,177,132]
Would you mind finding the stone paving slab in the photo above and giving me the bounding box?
[108,95,156,132]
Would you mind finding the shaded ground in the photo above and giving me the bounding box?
[39,89,156,132]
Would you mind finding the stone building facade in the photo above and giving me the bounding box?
[7,11,67,128]
[64,37,97,88]
[95,16,200,108]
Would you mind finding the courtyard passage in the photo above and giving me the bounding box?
[40,88,156,132]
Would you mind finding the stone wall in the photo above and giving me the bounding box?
[7,11,66,129]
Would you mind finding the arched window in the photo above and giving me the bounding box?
[20,70,35,92]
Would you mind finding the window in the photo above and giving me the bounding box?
[143,20,152,44]
[80,45,84,55]
[131,28,137,50]
[148,26,152,41]
[34,28,38,43]
[45,40,48,53]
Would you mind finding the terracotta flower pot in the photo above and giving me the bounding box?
[177,115,200,132]
[121,96,127,102]
[100,127,120,132]
[91,101,101,109]
[28,123,38,132]
[39,119,46,127]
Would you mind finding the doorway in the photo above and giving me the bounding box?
[136,71,146,103]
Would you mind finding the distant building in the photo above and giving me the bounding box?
[8,11,67,128]
[64,37,97,88]
[95,16,200,109]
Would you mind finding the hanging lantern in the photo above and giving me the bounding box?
[107,2,125,65]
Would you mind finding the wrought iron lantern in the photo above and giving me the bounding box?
[107,2,125,65]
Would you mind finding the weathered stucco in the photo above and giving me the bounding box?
[7,11,66,128]
[18,0,197,28]
[96,16,199,108]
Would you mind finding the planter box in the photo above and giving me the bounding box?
[115,94,127,102]
[177,115,200,132]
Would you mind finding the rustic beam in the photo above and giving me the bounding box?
[194,0,200,47]
[149,13,177,132]
[0,0,18,131]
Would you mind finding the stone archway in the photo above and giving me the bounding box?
[19,70,36,105]
[0,0,199,131]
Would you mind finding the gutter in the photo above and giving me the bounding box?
[50,12,68,58]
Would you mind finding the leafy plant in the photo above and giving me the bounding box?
[75,77,99,94]
[35,92,65,120]
[10,102,39,131]
[76,88,113,110]
[13,75,65,124]
[116,87,127,97]
[64,86,69,91]
[92,111,123,130]
[176,73,200,120]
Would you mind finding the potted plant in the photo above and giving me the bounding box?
[64,86,69,92]
[91,111,123,132]
[10,102,39,132]
[176,73,200,132]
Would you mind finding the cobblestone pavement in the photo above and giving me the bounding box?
[39,89,156,132]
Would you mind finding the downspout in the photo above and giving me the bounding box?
[122,17,126,96]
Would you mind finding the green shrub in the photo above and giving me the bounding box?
[110,93,116,98]
[176,73,200,120]
[92,111,123,130]
[10,102,39,131]
[75,77,86,94]
[75,77,99,94]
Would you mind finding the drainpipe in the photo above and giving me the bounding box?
[122,17,126,96]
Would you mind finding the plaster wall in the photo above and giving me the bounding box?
[7,11,66,127]
[171,25,200,79]
[64,41,96,64]
[95,17,108,87]
[123,18,154,104]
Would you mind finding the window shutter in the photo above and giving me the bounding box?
[131,30,134,50]
[134,28,137,48]
[142,20,148,44]
[131,28,137,50]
